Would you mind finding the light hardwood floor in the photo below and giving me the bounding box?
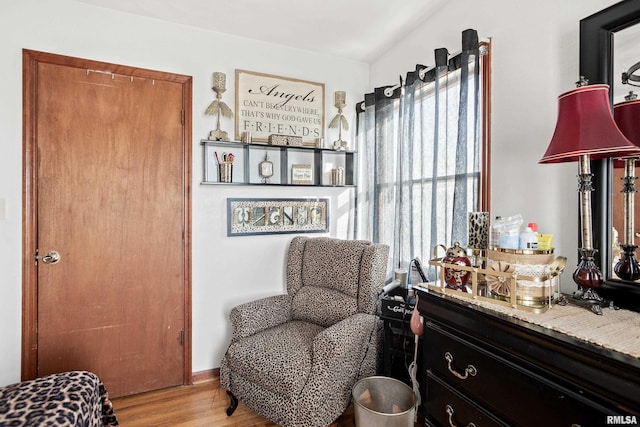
[111,379,356,427]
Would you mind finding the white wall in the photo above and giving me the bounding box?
[369,0,618,293]
[0,0,367,386]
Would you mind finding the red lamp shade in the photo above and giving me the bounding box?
[613,98,640,168]
[540,84,640,164]
[614,98,640,146]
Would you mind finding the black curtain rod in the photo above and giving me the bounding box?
[356,29,479,112]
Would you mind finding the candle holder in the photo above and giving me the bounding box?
[329,91,349,150]
[205,72,233,141]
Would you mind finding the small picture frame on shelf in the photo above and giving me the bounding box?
[291,164,313,185]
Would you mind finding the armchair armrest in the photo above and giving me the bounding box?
[313,312,379,361]
[229,294,292,342]
[298,312,382,420]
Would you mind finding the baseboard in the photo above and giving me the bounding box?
[191,368,219,384]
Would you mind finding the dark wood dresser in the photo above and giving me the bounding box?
[415,288,640,427]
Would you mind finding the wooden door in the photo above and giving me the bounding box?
[22,50,192,397]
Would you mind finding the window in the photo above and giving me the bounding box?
[356,35,491,277]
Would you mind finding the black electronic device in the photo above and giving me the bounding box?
[412,257,428,283]
[381,296,415,320]
[380,296,424,408]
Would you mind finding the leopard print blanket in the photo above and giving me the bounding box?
[0,371,119,426]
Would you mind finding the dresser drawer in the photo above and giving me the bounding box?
[425,372,507,427]
[424,323,604,426]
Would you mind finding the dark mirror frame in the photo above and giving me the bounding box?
[580,0,640,311]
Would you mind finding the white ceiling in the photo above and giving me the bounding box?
[72,0,445,62]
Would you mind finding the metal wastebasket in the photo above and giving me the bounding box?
[352,376,416,427]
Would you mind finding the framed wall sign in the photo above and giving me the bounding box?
[227,198,329,236]
[291,164,313,185]
[235,69,325,144]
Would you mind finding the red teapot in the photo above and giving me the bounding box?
[440,242,471,291]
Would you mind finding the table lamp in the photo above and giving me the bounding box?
[613,91,640,281]
[539,79,640,314]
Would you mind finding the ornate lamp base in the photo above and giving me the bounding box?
[571,248,619,315]
[572,287,619,315]
[614,244,640,281]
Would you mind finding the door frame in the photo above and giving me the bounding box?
[21,49,193,384]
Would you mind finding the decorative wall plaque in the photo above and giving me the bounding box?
[227,198,329,236]
[235,69,325,144]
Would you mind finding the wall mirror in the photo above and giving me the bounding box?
[581,0,640,311]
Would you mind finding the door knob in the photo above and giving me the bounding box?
[42,251,60,264]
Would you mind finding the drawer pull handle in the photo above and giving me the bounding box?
[445,351,477,380]
[446,404,477,427]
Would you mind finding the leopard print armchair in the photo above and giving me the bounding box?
[220,236,390,427]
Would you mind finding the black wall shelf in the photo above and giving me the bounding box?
[201,139,357,187]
